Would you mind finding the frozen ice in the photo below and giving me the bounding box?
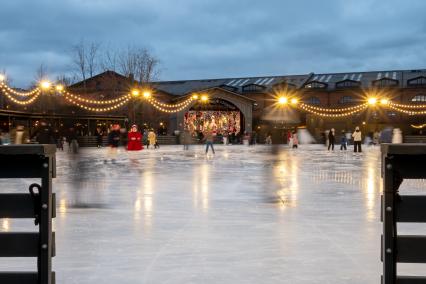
[1,144,426,283]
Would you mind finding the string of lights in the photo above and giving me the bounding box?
[388,104,426,115]
[0,82,40,97]
[3,91,41,105]
[147,98,193,113]
[148,96,194,108]
[63,95,131,112]
[299,103,369,113]
[298,103,368,117]
[63,91,131,105]
[389,102,426,109]
[300,103,368,113]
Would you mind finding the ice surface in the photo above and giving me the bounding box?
[1,144,425,283]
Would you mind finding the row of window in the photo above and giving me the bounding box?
[304,94,426,105]
[303,76,426,89]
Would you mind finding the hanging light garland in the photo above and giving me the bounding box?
[63,91,131,105]
[63,95,131,112]
[0,82,40,97]
[147,97,194,113]
[3,90,41,105]
[148,96,194,108]
[298,103,368,117]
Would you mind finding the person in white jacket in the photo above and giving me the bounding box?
[352,126,362,153]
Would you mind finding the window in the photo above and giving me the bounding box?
[305,97,320,105]
[335,80,361,89]
[411,95,426,102]
[242,84,266,93]
[373,78,398,88]
[339,96,353,104]
[408,77,426,87]
[304,81,327,89]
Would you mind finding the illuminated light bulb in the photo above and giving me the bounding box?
[367,97,377,105]
[55,84,64,92]
[380,98,389,105]
[40,80,51,90]
[192,94,199,100]
[278,97,288,105]
[290,98,298,104]
[131,89,140,97]
[201,95,208,102]
[143,91,151,98]
[0,74,5,81]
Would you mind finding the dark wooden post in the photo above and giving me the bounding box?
[0,145,56,284]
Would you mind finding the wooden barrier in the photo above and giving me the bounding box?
[0,145,56,284]
[381,144,426,283]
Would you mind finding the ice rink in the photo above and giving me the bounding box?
[1,144,425,283]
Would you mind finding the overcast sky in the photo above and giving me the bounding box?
[1,0,426,87]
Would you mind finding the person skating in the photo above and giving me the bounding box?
[10,125,28,144]
[147,129,158,149]
[340,130,347,150]
[127,125,143,151]
[292,131,298,149]
[352,126,362,153]
[31,121,55,144]
[107,124,121,163]
[95,127,103,148]
[205,130,215,154]
[328,128,335,151]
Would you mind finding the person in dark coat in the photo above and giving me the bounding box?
[95,127,103,148]
[328,128,335,151]
[32,121,55,144]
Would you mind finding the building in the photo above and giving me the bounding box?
[1,69,426,143]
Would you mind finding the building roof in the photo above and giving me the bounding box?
[71,68,426,97]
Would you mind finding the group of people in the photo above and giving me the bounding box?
[106,124,159,151]
[326,127,363,153]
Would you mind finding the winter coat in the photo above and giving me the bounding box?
[148,131,157,145]
[108,130,120,147]
[352,130,362,142]
[127,131,143,151]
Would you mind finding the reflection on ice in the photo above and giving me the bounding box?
[2,145,426,283]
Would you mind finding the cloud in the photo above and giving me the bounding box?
[1,0,426,86]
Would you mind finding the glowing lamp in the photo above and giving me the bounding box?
[278,97,288,105]
[55,84,64,92]
[143,91,151,98]
[367,97,377,105]
[290,98,298,104]
[0,74,5,82]
[131,89,140,97]
[40,80,51,90]
[380,98,389,105]
[201,95,208,102]
[192,94,199,100]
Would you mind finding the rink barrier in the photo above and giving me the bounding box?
[0,145,56,284]
[381,144,426,284]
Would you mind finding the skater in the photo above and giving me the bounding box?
[328,128,335,151]
[10,125,28,144]
[32,120,55,144]
[127,125,143,151]
[265,133,272,145]
[95,127,103,148]
[292,131,298,149]
[352,126,362,153]
[147,129,158,149]
[372,130,380,145]
[107,124,121,162]
[340,130,347,150]
[182,126,191,150]
[66,128,79,154]
[205,130,215,154]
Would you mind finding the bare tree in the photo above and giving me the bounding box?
[86,42,100,78]
[72,40,87,89]
[101,49,118,72]
[117,46,160,83]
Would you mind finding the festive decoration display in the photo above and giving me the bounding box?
[2,74,426,116]
[184,110,241,135]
